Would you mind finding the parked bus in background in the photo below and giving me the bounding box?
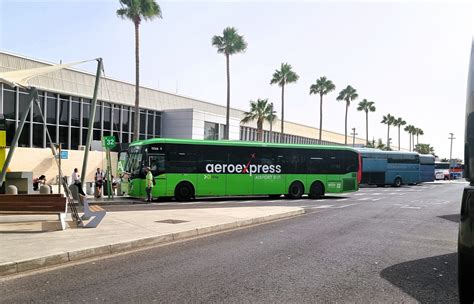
[451,162,464,179]
[435,161,450,180]
[122,138,361,201]
[357,148,420,187]
[419,154,435,183]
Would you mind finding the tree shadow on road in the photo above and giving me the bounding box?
[380,253,457,303]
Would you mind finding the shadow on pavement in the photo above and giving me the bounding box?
[380,253,458,303]
[438,214,460,223]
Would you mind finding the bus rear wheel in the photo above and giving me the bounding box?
[309,182,324,199]
[288,182,304,199]
[393,177,402,188]
[175,182,194,202]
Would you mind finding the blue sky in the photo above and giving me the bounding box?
[1,0,473,158]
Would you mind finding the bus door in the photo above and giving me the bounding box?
[226,148,254,196]
[148,153,167,197]
[253,151,284,195]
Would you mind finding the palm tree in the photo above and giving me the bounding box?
[336,85,358,145]
[212,27,248,139]
[117,0,162,141]
[356,99,376,146]
[266,102,277,142]
[393,117,406,151]
[415,128,424,145]
[404,124,416,151]
[241,99,275,141]
[270,63,299,142]
[381,114,395,149]
[309,76,336,142]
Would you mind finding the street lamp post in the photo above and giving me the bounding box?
[350,128,358,147]
[449,133,455,180]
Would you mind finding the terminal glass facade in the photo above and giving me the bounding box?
[0,83,162,150]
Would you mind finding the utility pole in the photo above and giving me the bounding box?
[449,133,455,180]
[350,128,358,147]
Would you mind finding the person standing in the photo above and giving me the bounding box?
[94,168,104,198]
[145,167,154,202]
[72,168,86,196]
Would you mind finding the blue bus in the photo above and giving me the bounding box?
[419,154,435,182]
[358,149,420,187]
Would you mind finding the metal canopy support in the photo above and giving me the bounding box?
[81,58,103,185]
[0,87,37,187]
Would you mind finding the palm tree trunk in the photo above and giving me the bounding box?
[365,111,369,146]
[269,121,273,142]
[387,126,390,149]
[281,84,285,143]
[319,93,323,142]
[344,102,348,145]
[257,120,263,141]
[416,134,419,146]
[398,126,401,151]
[133,21,140,141]
[225,53,230,140]
[408,133,411,151]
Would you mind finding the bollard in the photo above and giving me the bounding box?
[68,184,79,201]
[39,185,51,194]
[86,182,95,195]
[6,185,17,194]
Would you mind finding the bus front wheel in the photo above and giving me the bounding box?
[175,182,194,202]
[288,182,304,199]
[393,177,402,188]
[309,182,324,199]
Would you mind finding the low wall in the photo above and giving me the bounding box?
[4,147,118,184]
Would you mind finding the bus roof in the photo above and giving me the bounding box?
[129,137,357,152]
[355,148,419,156]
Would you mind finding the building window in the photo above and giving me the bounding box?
[82,99,90,127]
[122,107,130,133]
[33,95,45,123]
[139,110,146,134]
[93,101,101,129]
[3,89,15,120]
[113,105,120,131]
[71,127,80,150]
[71,101,80,127]
[46,94,57,124]
[19,92,32,121]
[59,98,69,125]
[32,124,44,148]
[46,125,57,145]
[147,112,154,135]
[154,114,161,137]
[204,121,219,140]
[103,102,111,130]
[59,127,68,148]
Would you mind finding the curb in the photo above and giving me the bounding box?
[0,208,304,277]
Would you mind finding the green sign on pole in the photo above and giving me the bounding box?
[102,136,116,149]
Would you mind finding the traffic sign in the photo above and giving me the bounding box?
[102,136,116,149]
[60,150,68,160]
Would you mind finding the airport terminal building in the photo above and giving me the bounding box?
[0,51,366,180]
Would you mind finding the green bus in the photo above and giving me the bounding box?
[122,138,361,201]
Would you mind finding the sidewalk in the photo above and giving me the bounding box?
[0,206,304,276]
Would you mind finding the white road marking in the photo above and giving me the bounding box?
[354,193,365,196]
[371,198,382,201]
[335,204,357,208]
[370,193,382,196]
[357,197,371,201]
[336,198,348,202]
[313,205,335,209]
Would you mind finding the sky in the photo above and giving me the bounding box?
[0,0,473,159]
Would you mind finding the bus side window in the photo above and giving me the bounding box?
[149,154,165,175]
[167,144,198,173]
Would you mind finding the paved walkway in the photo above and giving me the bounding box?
[0,205,304,276]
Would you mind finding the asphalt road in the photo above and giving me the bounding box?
[0,181,464,303]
